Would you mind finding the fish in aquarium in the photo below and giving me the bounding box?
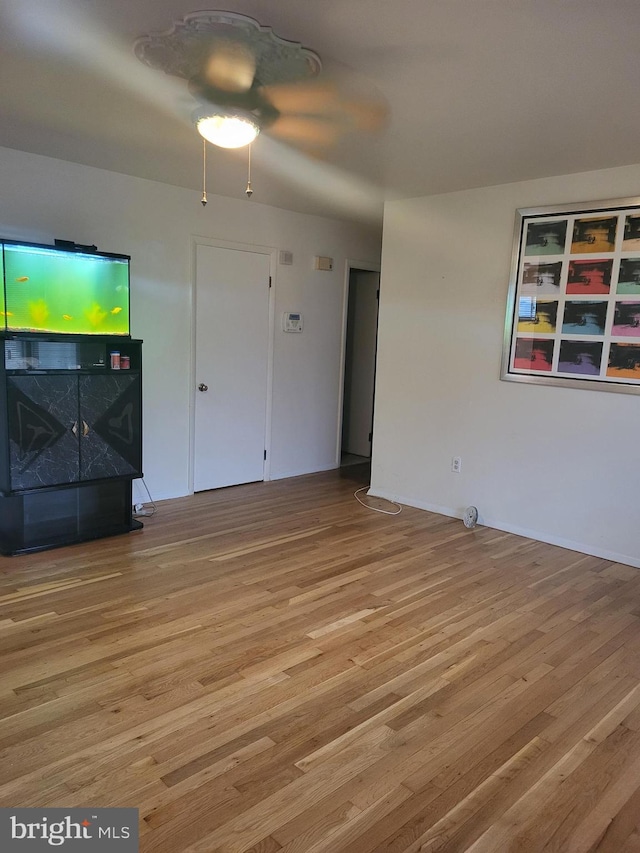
[15,276,29,283]
[85,303,108,328]
[29,299,50,327]
[111,306,122,314]
[62,314,73,321]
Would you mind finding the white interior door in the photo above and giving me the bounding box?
[194,244,271,491]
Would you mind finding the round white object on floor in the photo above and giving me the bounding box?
[463,506,479,529]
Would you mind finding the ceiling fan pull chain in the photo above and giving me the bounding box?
[201,137,208,206]
[246,143,253,198]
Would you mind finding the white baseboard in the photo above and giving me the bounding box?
[368,487,640,570]
[268,461,339,481]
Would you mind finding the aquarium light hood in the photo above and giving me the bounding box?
[54,239,98,253]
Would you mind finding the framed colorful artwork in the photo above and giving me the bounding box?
[501,196,640,394]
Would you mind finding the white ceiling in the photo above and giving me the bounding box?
[2,0,640,225]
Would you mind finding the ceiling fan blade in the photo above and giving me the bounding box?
[259,81,339,114]
[269,116,341,148]
[3,0,191,124]
[261,79,388,136]
[338,98,389,133]
[203,39,256,93]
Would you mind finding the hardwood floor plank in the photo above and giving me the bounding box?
[0,467,639,851]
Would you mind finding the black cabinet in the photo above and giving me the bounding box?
[6,372,142,489]
[0,334,143,554]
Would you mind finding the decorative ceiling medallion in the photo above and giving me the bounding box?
[134,11,321,86]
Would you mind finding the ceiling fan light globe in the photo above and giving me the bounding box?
[196,114,260,149]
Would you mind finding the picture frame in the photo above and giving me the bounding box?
[501,196,640,394]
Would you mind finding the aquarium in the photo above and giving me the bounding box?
[1,241,130,336]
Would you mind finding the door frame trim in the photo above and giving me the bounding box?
[335,258,381,468]
[189,236,277,494]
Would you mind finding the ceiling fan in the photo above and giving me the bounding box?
[134,11,386,199]
[3,2,386,215]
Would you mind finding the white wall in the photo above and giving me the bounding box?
[0,146,381,500]
[372,164,640,568]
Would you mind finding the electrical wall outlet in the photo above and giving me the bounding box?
[451,456,462,473]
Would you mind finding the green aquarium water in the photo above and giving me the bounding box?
[2,244,130,335]
[0,251,4,322]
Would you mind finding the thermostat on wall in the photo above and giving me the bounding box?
[283,312,303,332]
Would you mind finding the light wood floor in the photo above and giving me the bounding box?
[1,466,640,852]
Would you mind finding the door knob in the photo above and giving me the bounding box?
[198,383,208,392]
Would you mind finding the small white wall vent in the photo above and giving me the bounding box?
[314,256,333,271]
[279,250,293,265]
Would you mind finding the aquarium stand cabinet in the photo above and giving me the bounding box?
[0,333,143,555]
